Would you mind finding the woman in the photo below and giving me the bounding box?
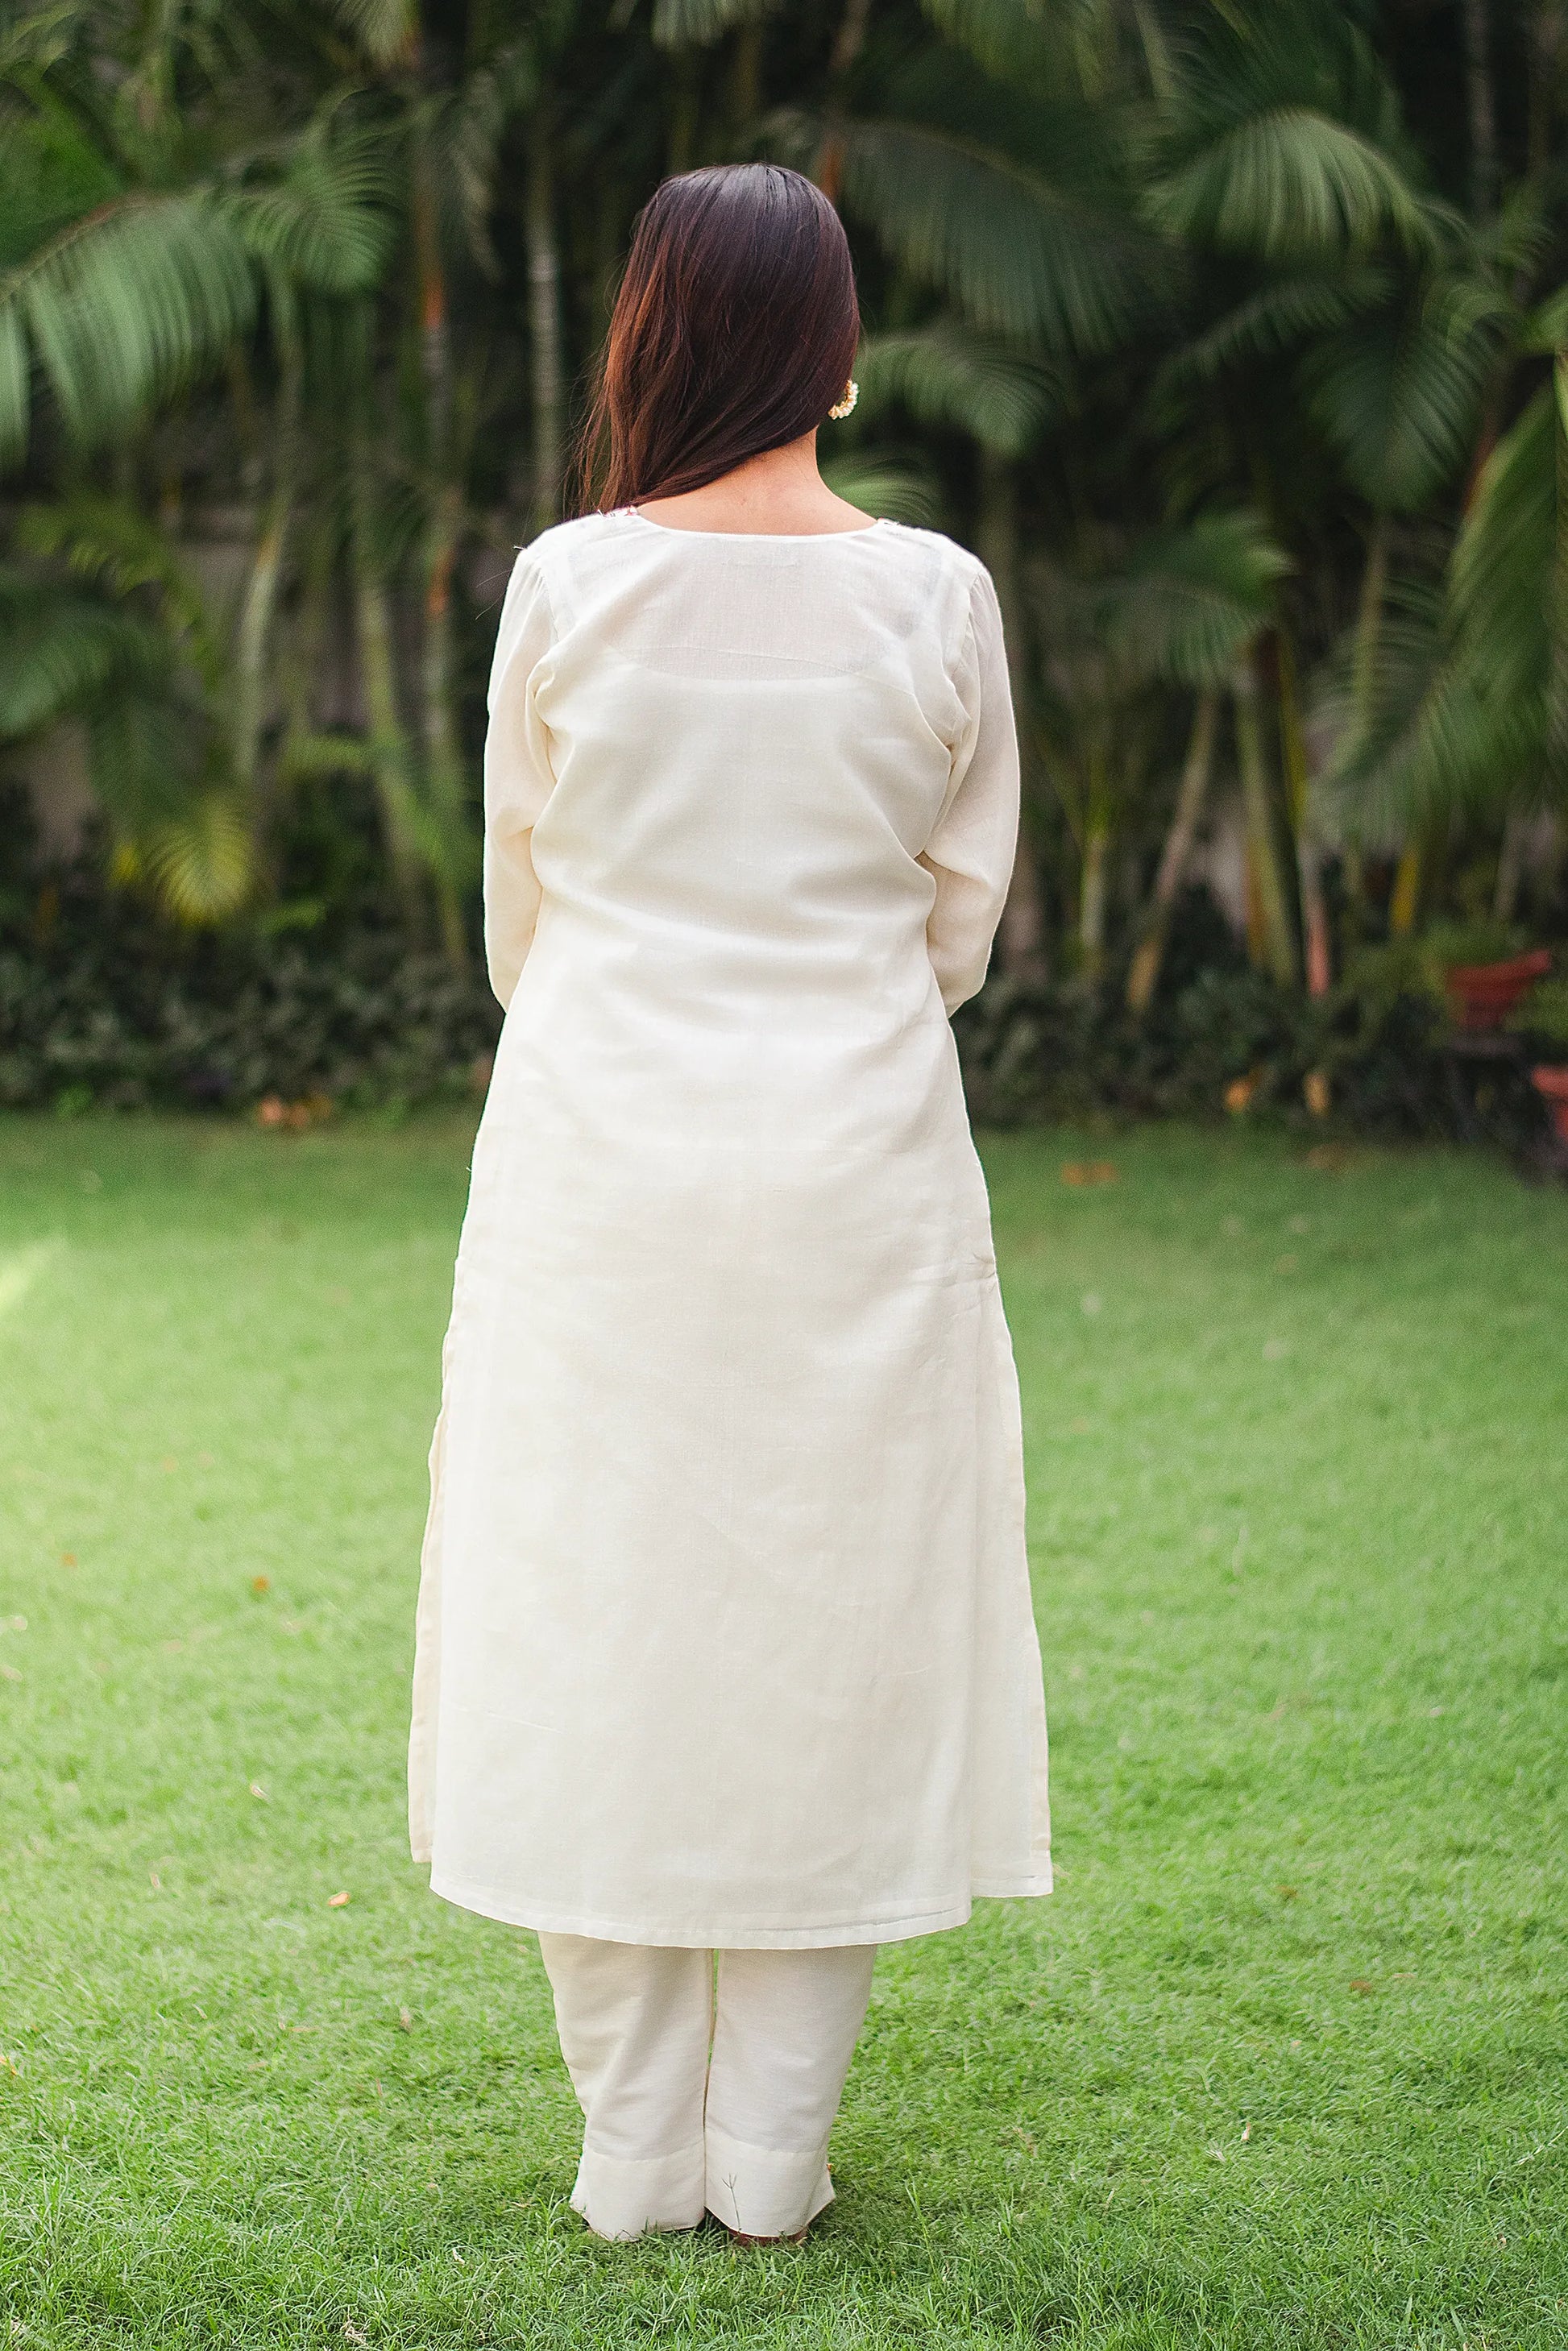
[409,162,1050,2246]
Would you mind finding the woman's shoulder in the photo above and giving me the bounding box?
[504,512,625,583]
[873,519,989,581]
[870,522,995,628]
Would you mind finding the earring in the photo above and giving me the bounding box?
[828,378,859,420]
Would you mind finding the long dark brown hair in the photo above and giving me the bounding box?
[574,164,861,513]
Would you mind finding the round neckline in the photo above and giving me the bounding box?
[620,507,889,544]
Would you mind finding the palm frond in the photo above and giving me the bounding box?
[1331,396,1561,831]
[818,455,941,528]
[1155,271,1369,392]
[326,0,416,68]
[652,0,773,48]
[279,729,378,782]
[1106,510,1292,688]
[0,191,256,467]
[442,48,541,272]
[822,116,1159,354]
[1301,272,1511,511]
[0,4,83,80]
[855,324,1068,456]
[916,0,1062,90]
[1446,380,1554,703]
[227,118,395,296]
[16,497,222,690]
[1147,108,1433,262]
[0,572,170,738]
[140,791,255,923]
[1524,283,1568,355]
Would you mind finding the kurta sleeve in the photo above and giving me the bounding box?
[483,553,558,1010]
[919,565,1021,1016]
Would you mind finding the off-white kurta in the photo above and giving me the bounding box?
[409,510,1050,1947]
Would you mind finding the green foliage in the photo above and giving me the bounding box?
[828,117,1158,353]
[1148,7,1433,263]
[651,0,773,48]
[0,894,500,1113]
[1513,972,1568,1047]
[1105,511,1291,688]
[0,0,1564,1033]
[0,189,257,466]
[1300,263,1511,512]
[855,324,1067,456]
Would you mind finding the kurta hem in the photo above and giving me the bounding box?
[425,1870,1052,1948]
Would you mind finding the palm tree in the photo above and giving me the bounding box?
[0,17,390,916]
[1118,512,1292,1010]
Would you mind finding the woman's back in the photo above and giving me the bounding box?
[483,510,1017,1152]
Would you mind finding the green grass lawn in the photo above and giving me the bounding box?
[0,1113,1565,2350]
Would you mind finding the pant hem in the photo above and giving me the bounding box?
[570,2137,707,2241]
[703,2121,835,2238]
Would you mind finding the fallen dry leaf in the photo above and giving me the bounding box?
[1277,1885,1298,1900]
[342,2325,368,2346]
[398,2006,413,2032]
[1240,2122,1251,2142]
[1349,1978,1375,1996]
[251,1575,271,1595]
[328,1890,351,1908]
[149,1870,162,1890]
[60,1553,77,1568]
[248,1781,270,1802]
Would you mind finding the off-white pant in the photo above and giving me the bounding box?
[537,1934,876,2241]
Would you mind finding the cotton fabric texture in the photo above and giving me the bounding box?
[409,509,1052,1948]
[537,1934,875,2241]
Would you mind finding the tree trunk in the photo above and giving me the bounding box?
[1462,0,1498,216]
[1233,657,1298,989]
[1494,806,1529,920]
[814,0,875,200]
[1126,687,1219,1013]
[1389,840,1423,935]
[977,448,1047,981]
[232,299,302,818]
[1350,509,1391,738]
[1341,509,1392,927]
[527,125,566,536]
[666,50,700,175]
[1078,802,1110,976]
[351,476,427,935]
[1529,3,1566,182]
[731,21,763,126]
[412,127,470,969]
[1276,629,1331,997]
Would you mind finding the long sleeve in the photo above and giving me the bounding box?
[483,554,558,1010]
[919,566,1021,1016]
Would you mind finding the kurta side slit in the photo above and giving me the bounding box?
[409,510,1051,1949]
